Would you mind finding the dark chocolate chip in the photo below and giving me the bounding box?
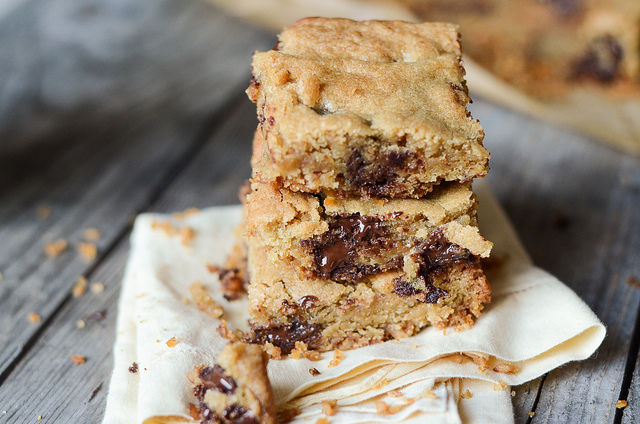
[199,365,237,395]
[128,362,138,373]
[223,404,259,424]
[250,320,322,354]
[298,295,319,309]
[573,35,624,82]
[309,367,321,376]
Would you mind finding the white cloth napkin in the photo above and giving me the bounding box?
[102,181,605,424]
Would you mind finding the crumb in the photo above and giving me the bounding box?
[419,388,437,399]
[388,390,403,398]
[493,363,518,374]
[303,350,322,361]
[166,337,179,348]
[45,238,68,257]
[263,342,282,360]
[328,350,344,368]
[188,403,200,420]
[218,268,246,301]
[443,329,448,336]
[616,400,628,409]
[410,344,418,349]
[291,341,309,359]
[181,297,189,305]
[511,390,516,397]
[71,354,85,364]
[627,276,640,287]
[207,263,220,273]
[151,220,176,236]
[129,362,139,373]
[72,277,87,298]
[315,418,328,424]
[466,353,490,372]
[82,228,102,241]
[374,378,389,390]
[321,400,337,416]
[526,411,536,417]
[217,320,237,341]
[460,389,473,399]
[90,282,105,294]
[76,320,86,329]
[375,400,391,415]
[28,312,41,323]
[189,281,223,319]
[179,226,195,246]
[493,380,507,391]
[37,204,51,220]
[309,368,321,376]
[78,242,97,262]
[172,208,200,220]
[38,416,42,421]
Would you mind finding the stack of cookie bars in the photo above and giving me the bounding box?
[243,18,492,354]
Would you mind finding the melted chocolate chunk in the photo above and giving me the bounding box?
[298,295,319,309]
[393,229,478,304]
[345,149,421,197]
[303,213,400,283]
[250,320,322,354]
[223,404,259,424]
[200,402,221,424]
[573,35,624,82]
[199,365,237,395]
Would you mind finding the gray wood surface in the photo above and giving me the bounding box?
[0,1,639,423]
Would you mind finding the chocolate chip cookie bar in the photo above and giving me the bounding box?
[244,181,491,353]
[247,18,489,198]
[190,342,277,424]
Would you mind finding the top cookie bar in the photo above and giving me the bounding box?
[247,18,489,198]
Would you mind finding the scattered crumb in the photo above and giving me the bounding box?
[179,226,195,246]
[188,403,200,420]
[28,312,41,323]
[321,400,337,417]
[72,277,87,298]
[328,350,344,368]
[207,264,220,273]
[493,363,518,374]
[189,281,223,319]
[511,390,516,397]
[388,390,403,398]
[627,276,640,288]
[526,411,536,418]
[166,337,179,348]
[303,350,322,361]
[309,368,321,376]
[45,238,68,257]
[37,204,51,220]
[76,320,86,329]
[419,388,437,399]
[616,400,628,409]
[374,378,389,390]
[172,208,200,220]
[460,389,473,399]
[82,228,102,241]
[78,242,98,262]
[375,400,391,415]
[129,362,139,373]
[90,282,105,294]
[315,418,328,424]
[442,329,448,336]
[71,354,85,364]
[38,416,42,421]
[151,220,177,236]
[263,342,282,360]
[217,320,237,341]
[493,380,508,391]
[291,341,309,359]
[466,353,490,372]
[410,344,418,349]
[181,297,189,305]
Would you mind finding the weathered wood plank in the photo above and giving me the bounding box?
[471,101,640,423]
[0,0,273,382]
[0,91,257,423]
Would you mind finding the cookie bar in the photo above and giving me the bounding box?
[398,0,640,98]
[190,342,277,424]
[244,181,492,353]
[247,18,489,198]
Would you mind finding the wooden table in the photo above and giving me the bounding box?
[1,1,639,423]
